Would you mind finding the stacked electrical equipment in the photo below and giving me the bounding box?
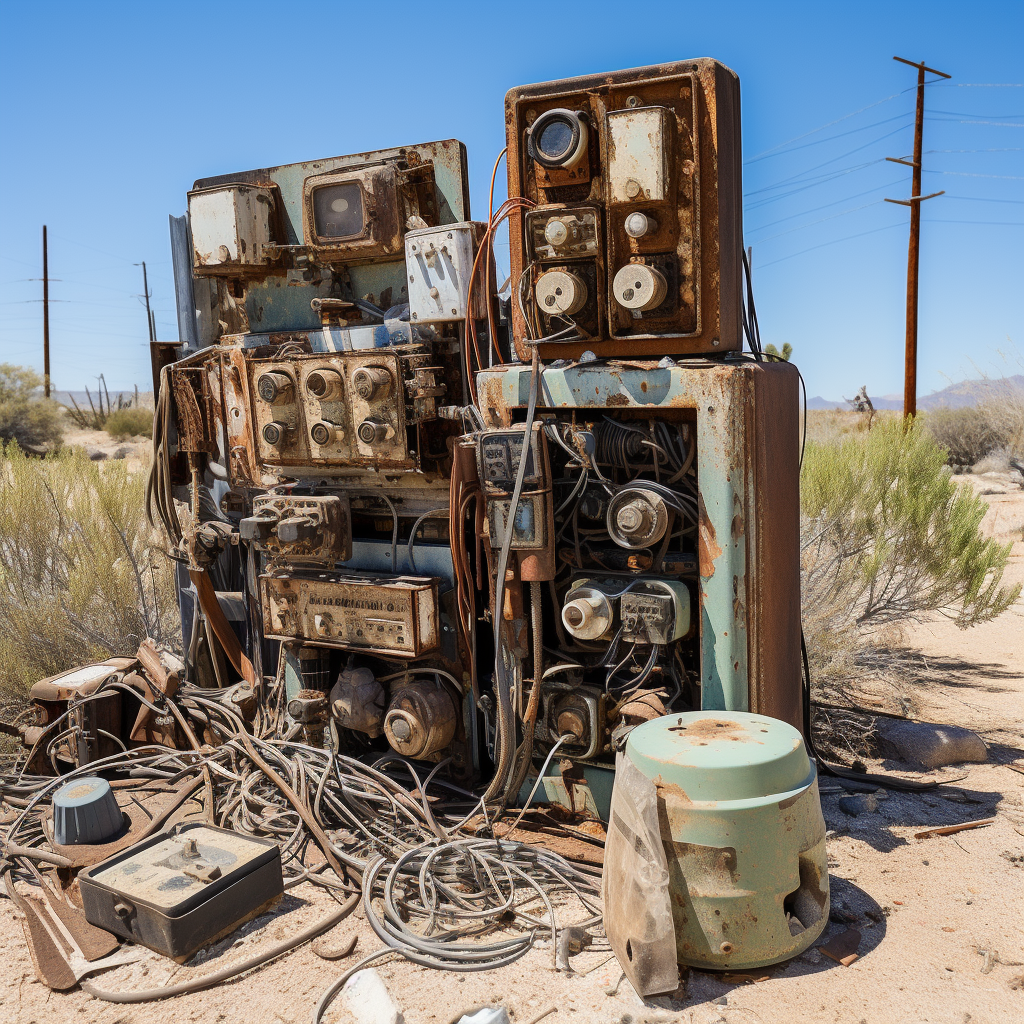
[143,58,802,820]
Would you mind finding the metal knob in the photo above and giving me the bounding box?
[310,421,343,446]
[624,212,657,238]
[535,269,588,316]
[357,418,388,445]
[612,263,668,311]
[262,421,289,446]
[306,369,344,401]
[352,366,392,402]
[257,372,294,404]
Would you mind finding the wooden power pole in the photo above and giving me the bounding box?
[885,56,951,419]
[141,261,155,343]
[42,225,50,397]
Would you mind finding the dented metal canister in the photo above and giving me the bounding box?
[604,711,828,988]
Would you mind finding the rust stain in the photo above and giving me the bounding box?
[668,717,748,741]
[698,492,722,579]
[606,393,630,406]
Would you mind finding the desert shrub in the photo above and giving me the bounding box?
[0,442,180,700]
[801,417,1020,698]
[922,405,1011,467]
[105,406,154,441]
[0,363,64,450]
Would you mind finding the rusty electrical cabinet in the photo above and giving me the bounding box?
[505,59,743,360]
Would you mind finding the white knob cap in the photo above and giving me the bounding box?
[624,212,656,238]
[544,220,569,246]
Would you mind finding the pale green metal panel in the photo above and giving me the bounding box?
[476,359,755,715]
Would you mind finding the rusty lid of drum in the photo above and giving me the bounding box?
[625,711,813,803]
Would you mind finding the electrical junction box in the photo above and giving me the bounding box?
[79,823,283,961]
[406,221,489,323]
[260,571,441,658]
[188,184,276,274]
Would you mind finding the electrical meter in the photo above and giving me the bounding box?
[504,59,743,359]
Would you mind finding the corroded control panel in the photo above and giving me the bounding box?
[505,59,742,359]
[260,572,440,659]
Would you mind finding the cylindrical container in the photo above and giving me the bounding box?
[384,683,457,759]
[607,711,829,975]
[52,777,124,845]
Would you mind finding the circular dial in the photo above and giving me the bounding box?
[305,369,344,401]
[262,421,288,446]
[527,109,589,170]
[612,263,668,311]
[256,372,294,405]
[534,269,588,316]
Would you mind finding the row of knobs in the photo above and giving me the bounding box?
[258,367,393,448]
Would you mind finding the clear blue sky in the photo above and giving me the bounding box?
[1,1,1021,400]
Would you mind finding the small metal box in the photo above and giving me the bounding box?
[406,222,487,323]
[188,185,276,273]
[260,571,441,658]
[79,823,283,960]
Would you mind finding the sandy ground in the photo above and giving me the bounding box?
[3,473,1023,1024]
[61,425,150,465]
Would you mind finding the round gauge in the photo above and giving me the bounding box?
[612,263,668,311]
[527,109,589,170]
[535,269,588,316]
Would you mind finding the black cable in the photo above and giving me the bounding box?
[740,248,764,361]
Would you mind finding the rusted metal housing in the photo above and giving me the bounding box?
[260,572,441,659]
[476,358,802,732]
[505,59,743,360]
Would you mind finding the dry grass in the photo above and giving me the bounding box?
[0,442,180,700]
[105,406,154,441]
[805,408,899,445]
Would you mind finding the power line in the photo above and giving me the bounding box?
[926,117,1024,127]
[744,124,911,197]
[744,111,914,164]
[745,86,916,161]
[756,222,904,269]
[943,194,1024,204]
[745,179,904,233]
[748,199,885,244]
[929,170,1024,180]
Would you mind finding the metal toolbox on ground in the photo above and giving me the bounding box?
[79,823,283,960]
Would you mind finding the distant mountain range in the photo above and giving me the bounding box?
[807,375,1024,412]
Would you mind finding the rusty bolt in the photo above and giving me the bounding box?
[627,95,641,108]
[625,179,642,199]
[720,941,734,955]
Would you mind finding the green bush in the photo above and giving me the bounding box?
[0,442,180,699]
[0,363,64,450]
[922,405,1009,468]
[105,406,154,441]
[801,418,1020,694]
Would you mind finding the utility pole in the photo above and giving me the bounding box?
[885,56,951,419]
[141,261,155,343]
[42,225,50,397]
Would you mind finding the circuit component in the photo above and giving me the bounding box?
[260,572,440,658]
[620,580,691,644]
[240,495,351,565]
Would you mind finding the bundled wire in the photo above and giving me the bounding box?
[146,363,183,546]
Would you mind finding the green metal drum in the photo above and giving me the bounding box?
[617,711,829,973]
